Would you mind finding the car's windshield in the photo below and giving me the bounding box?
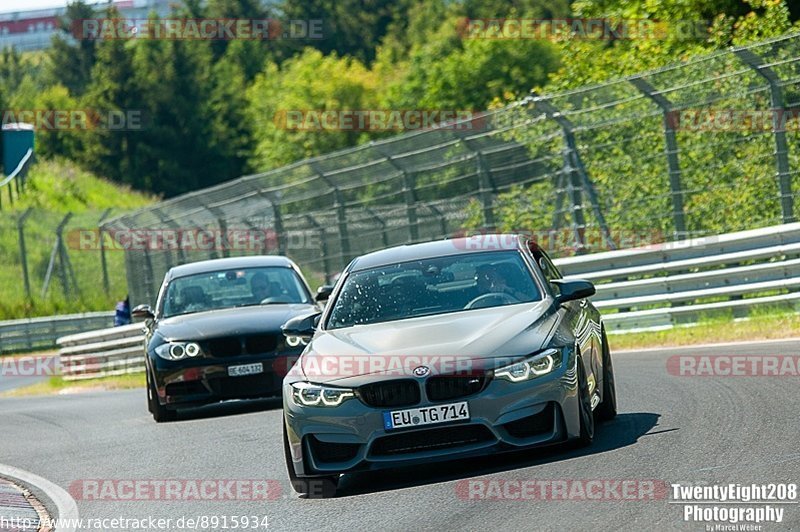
[161,266,311,318]
[327,251,541,329]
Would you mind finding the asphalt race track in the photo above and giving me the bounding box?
[1,339,798,531]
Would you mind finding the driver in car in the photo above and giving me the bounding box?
[250,272,273,303]
[475,264,529,301]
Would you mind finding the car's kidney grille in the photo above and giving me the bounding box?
[245,334,277,354]
[206,337,242,357]
[357,380,420,407]
[426,375,486,402]
[370,424,494,456]
[204,335,278,357]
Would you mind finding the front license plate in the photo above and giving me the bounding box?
[228,363,263,377]
[383,401,469,430]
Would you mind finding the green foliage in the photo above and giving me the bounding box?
[247,49,377,171]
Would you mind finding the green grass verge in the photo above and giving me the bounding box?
[0,158,156,319]
[609,312,800,351]
[1,372,145,397]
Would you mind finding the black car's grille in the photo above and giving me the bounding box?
[204,334,279,357]
[245,334,278,354]
[357,380,420,408]
[503,403,555,439]
[426,375,486,402]
[370,424,494,457]
[206,337,242,357]
[308,436,361,464]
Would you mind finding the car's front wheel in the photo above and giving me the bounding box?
[575,358,594,447]
[147,371,177,423]
[595,329,617,421]
[283,420,338,498]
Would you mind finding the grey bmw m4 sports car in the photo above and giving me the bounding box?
[281,234,617,497]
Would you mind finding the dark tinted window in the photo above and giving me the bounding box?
[327,251,541,329]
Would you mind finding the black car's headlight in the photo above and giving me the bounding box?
[290,382,354,407]
[154,342,202,361]
[494,348,563,382]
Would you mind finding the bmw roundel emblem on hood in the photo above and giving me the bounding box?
[413,366,430,377]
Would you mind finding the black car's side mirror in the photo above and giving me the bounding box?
[551,279,595,305]
[282,311,322,339]
[315,285,334,302]
[131,304,155,319]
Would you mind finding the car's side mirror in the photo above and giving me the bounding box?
[315,285,334,302]
[282,311,322,339]
[551,279,595,305]
[131,304,155,319]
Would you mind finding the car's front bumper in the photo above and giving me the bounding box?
[150,353,300,409]
[283,354,581,477]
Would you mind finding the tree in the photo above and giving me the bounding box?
[47,0,97,96]
[247,49,376,171]
[80,7,142,189]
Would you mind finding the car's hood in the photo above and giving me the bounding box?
[300,300,559,385]
[155,304,318,341]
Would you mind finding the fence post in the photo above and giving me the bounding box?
[266,194,286,256]
[734,48,795,223]
[98,208,112,296]
[304,214,331,283]
[17,208,33,302]
[154,207,187,266]
[311,168,350,268]
[377,151,418,243]
[462,139,496,229]
[364,207,389,248]
[532,94,617,252]
[630,77,688,238]
[427,204,448,237]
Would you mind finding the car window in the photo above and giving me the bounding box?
[160,266,310,318]
[326,251,542,329]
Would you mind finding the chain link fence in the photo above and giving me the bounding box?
[107,32,800,308]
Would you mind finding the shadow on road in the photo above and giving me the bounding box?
[336,412,664,498]
[174,397,283,421]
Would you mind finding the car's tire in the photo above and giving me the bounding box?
[595,329,618,422]
[575,358,594,447]
[148,372,177,423]
[283,420,338,498]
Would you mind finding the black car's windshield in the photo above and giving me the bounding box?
[161,266,311,318]
[327,251,541,329]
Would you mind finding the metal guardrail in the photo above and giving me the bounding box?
[50,222,800,379]
[0,147,33,211]
[57,323,144,381]
[0,311,114,355]
[555,222,800,332]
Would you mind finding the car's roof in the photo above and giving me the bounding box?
[349,234,524,272]
[168,255,296,280]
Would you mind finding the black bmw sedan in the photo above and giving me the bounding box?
[133,255,324,422]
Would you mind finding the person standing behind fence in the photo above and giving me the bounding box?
[115,295,132,326]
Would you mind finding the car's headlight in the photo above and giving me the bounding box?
[494,348,563,382]
[290,382,354,407]
[154,342,202,361]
